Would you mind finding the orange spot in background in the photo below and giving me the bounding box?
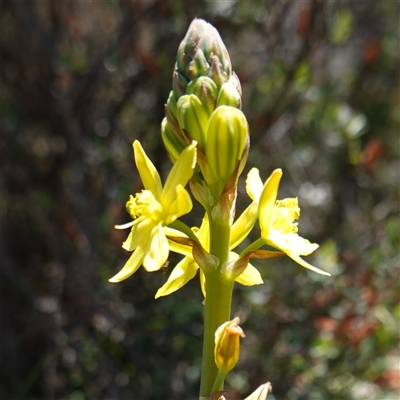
[297,9,311,37]
[362,138,385,174]
[314,317,338,332]
[362,39,381,65]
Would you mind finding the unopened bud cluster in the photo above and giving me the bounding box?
[162,19,249,199]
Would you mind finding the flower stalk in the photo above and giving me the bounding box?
[110,18,330,400]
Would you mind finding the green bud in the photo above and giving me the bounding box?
[230,72,242,97]
[208,55,229,88]
[186,76,218,115]
[166,90,178,121]
[185,48,210,81]
[205,106,249,184]
[165,105,186,144]
[176,19,231,84]
[165,92,188,148]
[216,81,242,109]
[172,69,189,100]
[161,118,185,162]
[177,94,209,146]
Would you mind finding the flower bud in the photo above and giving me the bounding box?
[165,91,188,148]
[161,118,185,162]
[209,55,229,88]
[173,70,189,100]
[177,94,209,146]
[205,106,249,185]
[214,317,245,374]
[186,76,218,115]
[166,90,178,121]
[216,81,242,109]
[176,19,231,82]
[184,48,210,81]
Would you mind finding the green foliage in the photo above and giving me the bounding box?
[330,9,354,44]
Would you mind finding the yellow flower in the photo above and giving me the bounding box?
[244,382,272,400]
[155,212,263,298]
[109,140,197,283]
[257,169,330,276]
[214,317,245,374]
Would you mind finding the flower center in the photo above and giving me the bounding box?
[271,198,300,234]
[126,190,164,222]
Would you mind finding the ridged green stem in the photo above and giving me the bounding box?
[200,212,233,397]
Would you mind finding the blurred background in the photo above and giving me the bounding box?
[1,1,399,399]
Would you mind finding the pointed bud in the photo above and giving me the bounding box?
[172,70,189,100]
[177,94,209,146]
[214,317,245,374]
[208,54,229,88]
[176,19,231,81]
[165,92,189,148]
[230,72,242,97]
[216,81,242,109]
[186,76,218,115]
[166,90,178,121]
[161,118,186,162]
[185,48,210,81]
[205,106,249,185]
[189,180,214,209]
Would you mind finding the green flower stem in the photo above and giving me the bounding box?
[239,237,265,257]
[211,371,228,394]
[200,213,234,396]
[169,219,201,244]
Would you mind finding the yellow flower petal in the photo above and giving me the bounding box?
[230,168,265,250]
[155,258,198,298]
[122,217,154,251]
[197,213,210,250]
[235,263,263,286]
[161,141,197,206]
[230,201,258,250]
[167,238,193,257]
[259,169,282,237]
[164,226,187,237]
[133,141,162,198]
[244,382,272,400]
[288,253,330,276]
[246,167,263,201]
[270,231,319,256]
[165,185,193,224]
[265,231,329,276]
[143,224,169,272]
[109,243,146,282]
